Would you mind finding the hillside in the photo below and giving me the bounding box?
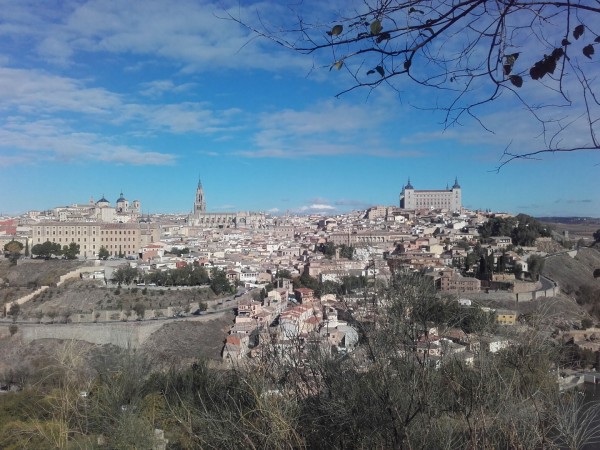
[543,247,600,294]
[141,311,234,369]
[16,278,216,318]
[0,259,85,306]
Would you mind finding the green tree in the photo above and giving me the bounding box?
[8,303,20,320]
[496,252,507,273]
[169,247,190,256]
[321,280,342,296]
[338,244,354,259]
[340,275,367,294]
[4,240,24,264]
[276,269,292,279]
[465,251,479,272]
[295,271,320,291]
[456,239,471,250]
[594,229,600,244]
[132,303,146,320]
[460,307,496,334]
[4,240,23,255]
[31,241,62,258]
[210,268,233,295]
[527,254,545,281]
[319,242,336,258]
[98,246,109,260]
[189,265,210,285]
[62,242,80,260]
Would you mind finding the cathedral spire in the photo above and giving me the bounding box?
[194,177,206,214]
[452,177,461,189]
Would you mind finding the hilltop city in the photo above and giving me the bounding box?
[2,177,598,363]
[2,176,600,447]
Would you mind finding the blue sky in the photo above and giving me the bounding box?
[0,0,597,217]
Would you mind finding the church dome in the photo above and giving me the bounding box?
[405,178,414,189]
[116,192,127,203]
[96,195,110,204]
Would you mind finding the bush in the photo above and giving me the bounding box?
[582,318,594,329]
[8,324,18,336]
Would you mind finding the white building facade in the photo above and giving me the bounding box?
[400,178,462,211]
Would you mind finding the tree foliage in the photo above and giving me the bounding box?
[112,266,140,286]
[3,240,23,255]
[276,268,292,280]
[98,246,109,260]
[169,247,190,257]
[2,274,600,448]
[3,240,23,264]
[143,265,210,287]
[478,214,551,246]
[527,254,546,281]
[234,0,600,163]
[31,241,62,259]
[62,242,80,260]
[209,268,234,295]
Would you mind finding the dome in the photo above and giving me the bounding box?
[405,178,414,189]
[452,177,461,189]
[116,192,127,203]
[96,195,110,204]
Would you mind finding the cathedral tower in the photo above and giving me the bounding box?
[194,177,206,213]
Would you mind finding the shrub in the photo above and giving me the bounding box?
[582,318,594,329]
[8,324,18,336]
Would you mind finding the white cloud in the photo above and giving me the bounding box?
[237,99,425,158]
[0,67,121,115]
[139,80,197,97]
[0,117,176,166]
[1,0,312,73]
[296,204,336,212]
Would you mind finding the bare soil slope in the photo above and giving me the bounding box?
[141,311,234,368]
[0,259,85,306]
[543,247,600,295]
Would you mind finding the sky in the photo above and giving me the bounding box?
[0,0,598,217]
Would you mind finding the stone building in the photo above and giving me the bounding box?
[31,221,159,259]
[48,193,141,223]
[399,178,462,211]
[188,177,266,229]
[439,268,480,293]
